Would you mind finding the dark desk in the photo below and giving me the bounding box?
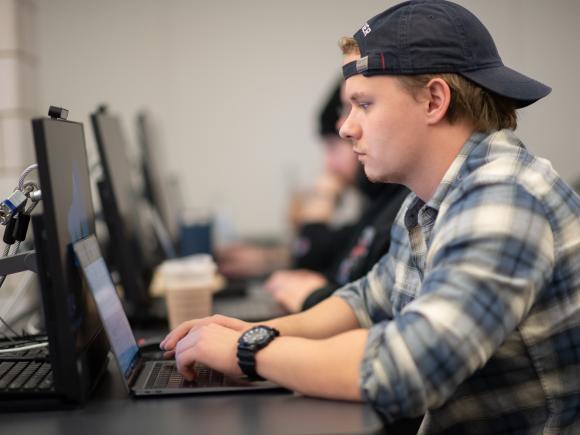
[0,358,385,435]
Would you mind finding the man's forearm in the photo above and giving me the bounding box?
[256,328,368,401]
[264,296,361,339]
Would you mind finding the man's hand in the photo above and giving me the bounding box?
[174,323,243,381]
[265,269,328,313]
[160,314,252,358]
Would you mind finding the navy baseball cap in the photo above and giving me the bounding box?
[342,0,551,108]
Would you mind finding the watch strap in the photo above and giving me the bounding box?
[237,346,264,381]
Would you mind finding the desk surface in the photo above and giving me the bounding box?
[0,359,385,435]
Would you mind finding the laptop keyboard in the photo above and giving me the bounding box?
[0,343,54,393]
[145,362,225,389]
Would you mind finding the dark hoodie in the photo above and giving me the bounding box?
[292,80,410,309]
[297,171,409,310]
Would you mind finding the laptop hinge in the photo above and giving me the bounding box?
[126,353,145,387]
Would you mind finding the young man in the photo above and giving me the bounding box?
[161,1,580,433]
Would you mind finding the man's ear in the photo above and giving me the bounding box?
[424,78,451,125]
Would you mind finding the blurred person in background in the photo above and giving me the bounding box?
[216,81,368,280]
[264,81,409,312]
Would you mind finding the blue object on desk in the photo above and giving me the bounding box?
[179,221,213,256]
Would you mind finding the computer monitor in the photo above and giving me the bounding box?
[91,109,161,323]
[137,111,177,258]
[92,110,140,237]
[138,113,169,234]
[136,112,212,259]
[28,116,109,406]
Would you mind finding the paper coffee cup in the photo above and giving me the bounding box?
[159,255,218,329]
[165,281,213,330]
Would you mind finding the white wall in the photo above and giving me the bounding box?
[0,0,36,197]
[0,0,38,298]
[34,0,580,237]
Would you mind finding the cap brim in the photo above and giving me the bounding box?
[461,65,551,108]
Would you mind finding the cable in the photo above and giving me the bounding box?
[0,312,45,344]
[0,271,34,325]
[0,238,23,335]
[0,240,24,336]
[0,341,48,354]
[17,164,38,192]
[25,201,39,215]
[0,243,13,341]
[21,181,41,208]
[0,240,21,290]
[11,241,21,257]
[0,227,34,342]
[0,243,10,291]
[0,240,41,344]
[0,316,21,343]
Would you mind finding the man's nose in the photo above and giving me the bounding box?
[339,112,361,142]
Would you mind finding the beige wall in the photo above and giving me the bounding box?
[0,0,37,296]
[0,0,36,199]
[34,0,580,237]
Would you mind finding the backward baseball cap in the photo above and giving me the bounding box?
[342,0,551,108]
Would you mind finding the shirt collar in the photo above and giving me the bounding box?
[425,131,489,211]
[404,131,489,228]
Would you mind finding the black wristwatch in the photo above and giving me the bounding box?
[237,325,280,381]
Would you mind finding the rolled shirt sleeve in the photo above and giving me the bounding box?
[335,261,394,329]
[348,183,556,420]
[334,195,415,327]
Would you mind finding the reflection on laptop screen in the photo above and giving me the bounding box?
[73,235,139,376]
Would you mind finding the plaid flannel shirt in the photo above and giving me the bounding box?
[336,129,580,434]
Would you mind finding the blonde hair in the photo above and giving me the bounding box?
[339,37,360,56]
[338,37,517,132]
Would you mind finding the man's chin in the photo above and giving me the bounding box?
[363,168,384,184]
[364,168,396,185]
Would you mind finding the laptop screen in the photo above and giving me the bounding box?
[73,234,139,377]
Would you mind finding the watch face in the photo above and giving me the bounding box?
[243,326,271,345]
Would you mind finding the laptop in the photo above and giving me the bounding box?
[73,234,282,397]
